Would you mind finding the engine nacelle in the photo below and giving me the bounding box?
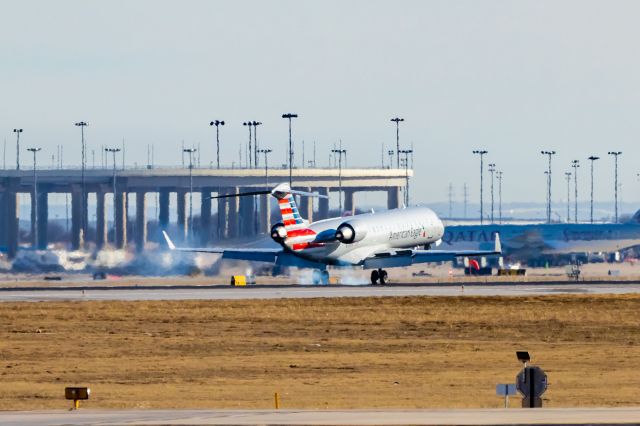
[270,223,287,243]
[335,221,367,244]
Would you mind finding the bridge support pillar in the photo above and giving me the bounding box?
[344,188,355,215]
[200,188,212,245]
[227,187,239,239]
[36,190,48,250]
[239,189,256,236]
[159,189,170,230]
[177,190,187,241]
[115,191,127,249]
[387,186,401,210]
[216,189,228,239]
[96,190,107,249]
[71,188,84,250]
[259,194,270,234]
[135,191,147,252]
[300,187,313,222]
[1,186,19,258]
[317,187,329,220]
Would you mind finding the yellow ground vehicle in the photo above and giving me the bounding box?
[230,275,256,286]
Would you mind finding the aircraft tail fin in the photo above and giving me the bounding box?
[628,209,640,224]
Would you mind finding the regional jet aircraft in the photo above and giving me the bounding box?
[163,183,500,284]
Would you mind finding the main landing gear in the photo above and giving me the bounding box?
[312,270,330,285]
[370,268,388,285]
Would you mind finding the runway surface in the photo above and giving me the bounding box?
[0,282,639,302]
[2,408,640,425]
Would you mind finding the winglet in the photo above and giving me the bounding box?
[494,233,501,254]
[162,231,176,250]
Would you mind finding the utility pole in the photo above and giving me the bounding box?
[565,171,572,223]
[27,147,41,248]
[608,151,622,223]
[75,121,88,244]
[282,113,298,187]
[105,147,121,244]
[252,121,262,168]
[390,117,404,168]
[541,150,556,224]
[242,122,253,168]
[463,183,468,219]
[496,172,503,224]
[399,149,413,206]
[571,160,579,223]
[13,129,23,170]
[258,148,272,189]
[331,148,347,212]
[183,148,197,241]
[588,155,600,223]
[472,150,488,224]
[488,163,496,223]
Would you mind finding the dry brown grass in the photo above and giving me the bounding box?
[0,295,639,410]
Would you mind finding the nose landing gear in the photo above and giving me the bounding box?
[370,268,388,285]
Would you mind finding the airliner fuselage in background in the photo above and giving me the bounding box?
[164,183,501,284]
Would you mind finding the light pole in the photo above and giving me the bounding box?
[399,149,413,206]
[387,150,394,169]
[331,148,347,212]
[390,117,404,168]
[496,171,503,224]
[105,147,121,244]
[571,160,579,223]
[282,113,298,187]
[541,150,556,224]
[13,129,23,170]
[242,122,253,168]
[587,155,600,223]
[184,148,197,241]
[258,148,272,189]
[27,147,41,248]
[565,171,572,223]
[75,121,88,242]
[488,163,496,223]
[472,150,488,224]
[209,120,224,169]
[252,121,262,168]
[608,151,622,223]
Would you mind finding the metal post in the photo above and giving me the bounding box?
[331,148,346,212]
[243,121,253,168]
[106,147,121,244]
[282,113,298,187]
[472,150,488,224]
[608,151,622,223]
[496,172,503,224]
[253,121,262,168]
[184,148,197,241]
[488,163,496,223]
[565,171,572,223]
[27,148,41,248]
[13,129,23,170]
[390,117,404,168]
[588,156,599,223]
[209,120,225,169]
[572,160,579,223]
[75,122,88,245]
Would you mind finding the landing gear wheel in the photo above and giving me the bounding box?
[321,270,330,285]
[379,269,388,285]
[370,269,380,285]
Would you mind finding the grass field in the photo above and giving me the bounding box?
[0,294,639,410]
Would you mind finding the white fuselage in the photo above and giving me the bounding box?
[283,207,444,266]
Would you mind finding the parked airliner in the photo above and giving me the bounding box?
[163,183,501,284]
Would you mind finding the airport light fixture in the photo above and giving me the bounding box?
[27,147,41,248]
[541,150,556,224]
[13,128,23,170]
[258,148,273,189]
[209,120,225,169]
[472,150,488,224]
[331,148,347,212]
[282,113,298,186]
[496,171,503,224]
[387,150,394,169]
[571,160,579,223]
[105,147,121,244]
[75,121,89,244]
[252,121,262,168]
[587,156,600,223]
[565,171,572,223]
[399,149,413,206]
[608,151,622,223]
[390,117,404,168]
[488,163,496,223]
[184,148,197,241]
[242,122,254,168]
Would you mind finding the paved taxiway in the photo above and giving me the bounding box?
[0,282,639,302]
[2,408,640,425]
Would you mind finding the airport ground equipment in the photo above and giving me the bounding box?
[496,383,517,408]
[515,351,548,408]
[164,183,501,285]
[65,387,90,409]
[230,275,256,286]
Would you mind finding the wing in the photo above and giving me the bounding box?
[363,234,501,269]
[163,231,282,263]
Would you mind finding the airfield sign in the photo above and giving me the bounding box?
[516,366,548,408]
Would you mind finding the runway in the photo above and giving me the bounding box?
[2,408,640,425]
[0,282,639,302]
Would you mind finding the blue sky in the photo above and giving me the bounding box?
[1,0,639,209]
